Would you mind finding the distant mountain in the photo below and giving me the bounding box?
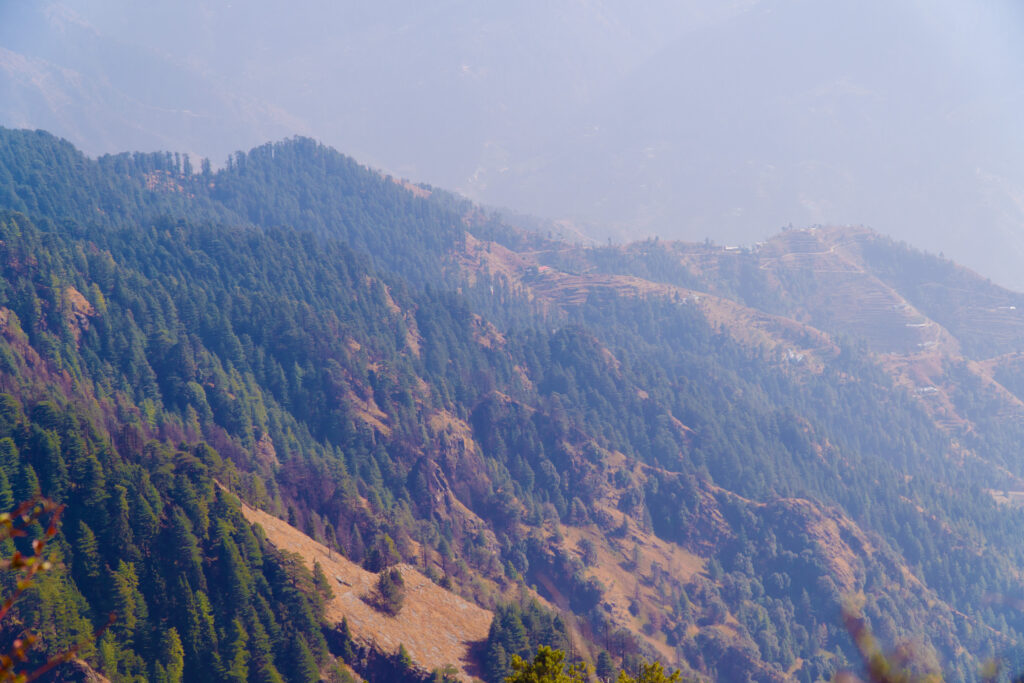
[0,2,306,160]
[2,129,1024,681]
[496,224,1024,479]
[3,0,1024,288]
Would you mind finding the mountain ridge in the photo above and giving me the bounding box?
[1,129,1024,681]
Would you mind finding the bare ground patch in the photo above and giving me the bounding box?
[237,499,492,681]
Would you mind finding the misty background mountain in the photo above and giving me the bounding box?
[2,0,1024,288]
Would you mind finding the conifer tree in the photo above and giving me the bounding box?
[336,617,356,662]
[483,641,508,683]
[256,663,287,683]
[313,560,334,601]
[72,519,102,599]
[110,560,147,645]
[224,617,250,683]
[0,467,14,516]
[288,635,320,683]
[616,660,681,683]
[374,566,405,616]
[72,453,107,512]
[107,485,136,560]
[596,651,616,682]
[159,627,185,683]
[169,506,207,592]
[218,532,254,610]
[505,646,589,683]
[180,585,222,682]
[13,461,39,502]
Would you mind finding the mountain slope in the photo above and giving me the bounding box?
[2,129,1024,681]
[495,225,1024,463]
[237,496,491,681]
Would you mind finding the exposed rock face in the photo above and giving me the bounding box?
[63,286,95,343]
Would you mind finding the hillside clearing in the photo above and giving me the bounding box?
[236,498,492,681]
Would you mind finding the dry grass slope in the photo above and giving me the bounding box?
[237,499,492,681]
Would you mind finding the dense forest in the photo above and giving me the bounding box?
[2,128,1024,681]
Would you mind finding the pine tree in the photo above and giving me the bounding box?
[596,651,616,682]
[374,567,405,615]
[483,641,508,683]
[130,483,161,550]
[72,452,107,512]
[616,660,681,683]
[224,618,250,683]
[497,608,530,658]
[27,426,69,500]
[505,646,589,683]
[98,632,123,680]
[107,485,136,561]
[256,662,287,683]
[313,560,334,601]
[0,398,23,436]
[288,635,320,683]
[72,519,102,599]
[110,560,146,642]
[336,617,356,662]
[13,461,39,502]
[180,584,222,682]
[244,608,275,673]
[169,506,207,592]
[159,627,185,683]
[0,467,14,515]
[218,533,253,610]
[348,524,365,563]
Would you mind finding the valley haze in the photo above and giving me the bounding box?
[2,0,1024,288]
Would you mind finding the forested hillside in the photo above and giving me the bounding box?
[2,128,1024,682]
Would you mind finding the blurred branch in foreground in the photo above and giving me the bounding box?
[0,498,113,683]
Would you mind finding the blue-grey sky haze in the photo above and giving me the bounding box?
[2,0,1023,287]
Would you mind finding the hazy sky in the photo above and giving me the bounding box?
[2,0,1023,287]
